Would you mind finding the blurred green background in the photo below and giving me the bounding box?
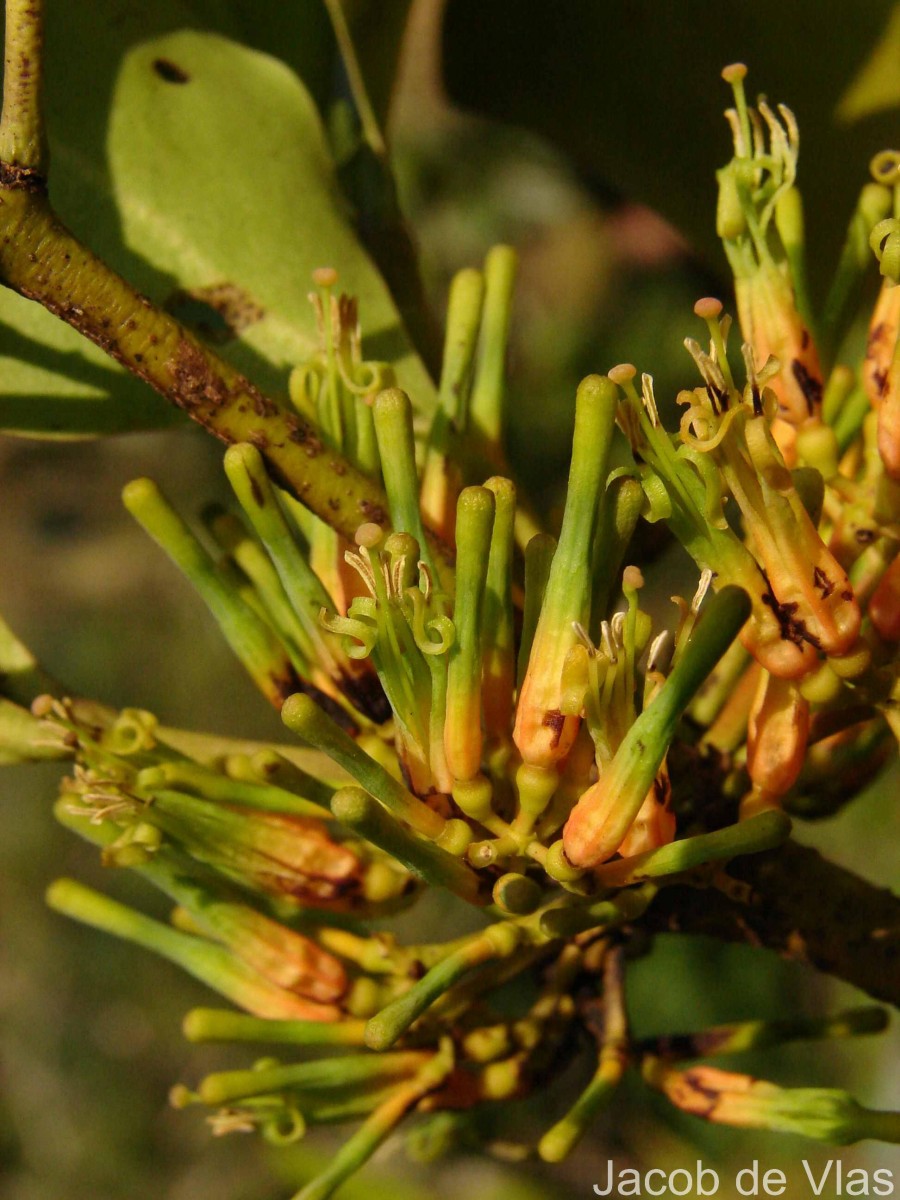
[0,2,898,1197]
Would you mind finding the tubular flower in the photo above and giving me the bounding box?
[863,152,900,480]
[512,375,617,774]
[679,302,860,671]
[744,670,810,813]
[716,64,823,462]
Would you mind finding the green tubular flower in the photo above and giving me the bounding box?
[46,878,343,1022]
[643,1059,900,1144]
[610,361,816,678]
[289,268,392,474]
[481,476,517,754]
[421,265,485,541]
[716,64,823,460]
[513,375,618,772]
[444,485,495,785]
[224,442,386,723]
[563,586,751,868]
[681,302,861,667]
[122,477,302,707]
[323,522,456,794]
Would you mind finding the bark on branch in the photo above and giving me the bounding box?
[645,841,900,1007]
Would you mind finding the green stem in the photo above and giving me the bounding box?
[291,1043,454,1200]
[331,786,485,907]
[638,1006,888,1061]
[198,1050,428,1106]
[0,0,46,179]
[281,692,445,839]
[539,882,657,939]
[539,948,628,1161]
[183,1007,367,1045]
[321,0,387,160]
[594,810,791,889]
[136,760,329,819]
[365,923,520,1050]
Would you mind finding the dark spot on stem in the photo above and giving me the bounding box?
[812,566,834,598]
[791,359,823,415]
[542,709,566,749]
[358,499,387,525]
[153,58,190,84]
[0,160,46,193]
[168,339,230,414]
[284,412,323,453]
[760,585,821,650]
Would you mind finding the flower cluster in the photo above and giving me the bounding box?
[2,65,899,1200]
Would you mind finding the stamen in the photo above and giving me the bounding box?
[572,621,596,654]
[641,374,660,427]
[647,631,671,675]
[692,568,715,613]
[343,548,378,598]
[599,620,617,664]
[610,611,626,648]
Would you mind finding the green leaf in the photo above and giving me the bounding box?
[0,5,433,437]
[108,29,434,407]
[442,0,900,297]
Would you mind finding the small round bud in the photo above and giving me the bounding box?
[354,522,383,548]
[608,363,636,386]
[694,297,723,320]
[869,149,900,187]
[312,266,338,287]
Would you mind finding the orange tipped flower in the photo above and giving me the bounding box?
[733,268,824,435]
[863,281,900,480]
[181,902,348,1005]
[616,774,676,859]
[869,552,900,641]
[716,68,823,464]
[514,376,618,769]
[746,671,810,802]
[564,587,750,867]
[680,322,861,673]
